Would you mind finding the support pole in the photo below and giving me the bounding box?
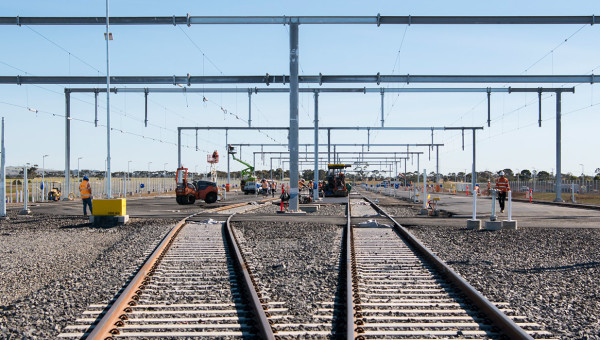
[538,89,542,127]
[327,128,331,164]
[105,0,112,199]
[436,145,439,189]
[415,154,420,203]
[64,90,71,200]
[554,92,563,202]
[226,129,230,200]
[0,118,6,219]
[380,89,384,127]
[248,90,252,127]
[313,91,319,201]
[422,168,427,212]
[94,90,98,127]
[487,88,491,127]
[144,88,148,127]
[177,128,182,167]
[472,129,477,217]
[288,22,300,211]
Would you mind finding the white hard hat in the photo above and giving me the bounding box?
[499,171,505,176]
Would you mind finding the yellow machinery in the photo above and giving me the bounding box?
[47,181,62,201]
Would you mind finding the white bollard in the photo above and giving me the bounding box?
[502,190,518,229]
[507,190,512,221]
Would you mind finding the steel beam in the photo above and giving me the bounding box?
[63,90,71,201]
[313,92,319,201]
[2,75,594,85]
[554,92,563,202]
[228,143,444,147]
[1,15,597,26]
[65,86,576,93]
[180,126,482,131]
[289,22,299,211]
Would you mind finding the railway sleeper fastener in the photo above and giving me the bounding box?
[356,326,365,333]
[355,336,366,340]
[127,300,137,307]
[354,306,362,311]
[354,312,363,318]
[123,307,132,313]
[265,312,271,317]
[109,328,120,335]
[353,298,362,304]
[114,320,125,327]
[135,290,143,296]
[268,319,275,325]
[355,320,364,325]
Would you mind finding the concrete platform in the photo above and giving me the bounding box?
[90,215,129,227]
[299,204,320,213]
[485,220,503,231]
[502,220,518,230]
[466,219,481,230]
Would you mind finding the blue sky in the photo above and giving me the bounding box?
[0,1,598,177]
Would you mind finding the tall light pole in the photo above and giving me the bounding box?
[42,154,49,202]
[580,163,584,192]
[163,162,168,193]
[127,160,132,197]
[77,157,83,191]
[147,161,152,194]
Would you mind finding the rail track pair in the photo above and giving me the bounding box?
[59,193,550,339]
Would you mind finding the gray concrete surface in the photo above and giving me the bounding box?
[363,188,600,228]
[26,191,263,219]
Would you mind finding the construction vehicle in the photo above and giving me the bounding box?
[227,144,256,194]
[175,167,219,204]
[323,164,352,197]
[47,181,62,201]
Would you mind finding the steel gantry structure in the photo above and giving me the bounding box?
[2,15,595,210]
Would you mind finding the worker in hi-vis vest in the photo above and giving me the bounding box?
[495,171,510,213]
[79,176,93,216]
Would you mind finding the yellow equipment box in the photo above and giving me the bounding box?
[93,199,126,216]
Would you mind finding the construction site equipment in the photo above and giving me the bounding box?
[175,167,219,204]
[228,144,256,194]
[323,164,352,197]
[47,181,62,201]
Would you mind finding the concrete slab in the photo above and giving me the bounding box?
[502,220,518,230]
[299,204,319,213]
[485,221,503,231]
[90,215,129,227]
[466,219,481,230]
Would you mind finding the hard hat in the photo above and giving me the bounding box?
[499,171,505,176]
[83,176,89,181]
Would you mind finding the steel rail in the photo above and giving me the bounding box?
[225,214,276,340]
[1,15,597,26]
[360,193,534,340]
[86,199,276,339]
[87,215,190,339]
[345,198,356,339]
[0,75,594,85]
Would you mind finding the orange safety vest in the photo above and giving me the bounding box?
[262,182,268,189]
[495,177,510,193]
[79,180,92,199]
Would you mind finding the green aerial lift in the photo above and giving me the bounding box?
[228,144,257,194]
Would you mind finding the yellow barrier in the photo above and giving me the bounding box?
[93,199,126,216]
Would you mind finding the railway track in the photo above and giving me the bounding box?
[348,191,553,339]
[57,191,552,339]
[58,201,275,339]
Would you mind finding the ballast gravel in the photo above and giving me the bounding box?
[408,225,600,340]
[0,209,176,339]
[246,202,347,216]
[232,221,343,336]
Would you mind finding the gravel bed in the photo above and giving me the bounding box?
[232,221,343,324]
[408,225,600,339]
[245,202,347,216]
[0,209,177,339]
